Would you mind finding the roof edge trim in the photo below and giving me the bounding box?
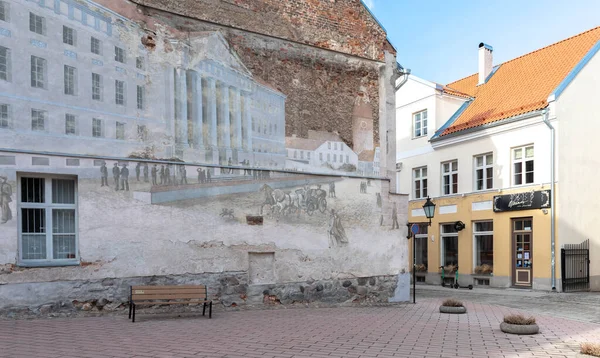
[430,100,472,140]
[359,0,387,34]
[430,109,545,144]
[548,38,600,102]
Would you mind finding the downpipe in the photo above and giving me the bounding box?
[542,108,556,290]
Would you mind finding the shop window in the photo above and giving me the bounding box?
[414,224,428,272]
[473,221,493,274]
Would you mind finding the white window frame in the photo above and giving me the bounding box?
[29,12,45,35]
[92,73,102,101]
[440,224,458,267]
[413,109,428,138]
[116,122,126,140]
[512,145,534,186]
[64,65,77,96]
[31,109,46,131]
[92,118,103,138]
[115,46,125,63]
[62,25,76,46]
[136,85,144,110]
[0,46,10,82]
[0,1,9,22]
[413,166,428,199]
[17,173,79,267]
[0,103,10,128]
[31,56,46,89]
[441,160,458,196]
[91,37,102,55]
[473,221,494,274]
[65,113,77,135]
[115,80,125,105]
[474,153,493,191]
[414,224,428,267]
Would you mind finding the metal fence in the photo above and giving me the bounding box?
[561,239,590,292]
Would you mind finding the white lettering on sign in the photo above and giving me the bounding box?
[134,290,145,294]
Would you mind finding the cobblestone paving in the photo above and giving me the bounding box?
[0,297,599,358]
[415,285,600,324]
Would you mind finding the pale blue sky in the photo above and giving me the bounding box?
[365,0,600,84]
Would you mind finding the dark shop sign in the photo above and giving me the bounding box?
[493,190,551,212]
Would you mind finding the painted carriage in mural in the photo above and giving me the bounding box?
[296,187,327,216]
[259,184,327,217]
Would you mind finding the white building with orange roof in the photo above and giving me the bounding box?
[396,27,600,292]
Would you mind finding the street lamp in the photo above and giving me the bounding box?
[407,196,436,304]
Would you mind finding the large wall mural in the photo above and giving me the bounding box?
[0,0,405,311]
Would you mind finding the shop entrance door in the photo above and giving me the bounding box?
[512,218,533,287]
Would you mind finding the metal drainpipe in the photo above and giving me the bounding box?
[542,108,556,290]
[395,65,411,91]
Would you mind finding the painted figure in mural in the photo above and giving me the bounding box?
[376,192,382,208]
[391,204,399,230]
[206,169,211,183]
[380,214,384,226]
[227,157,232,173]
[159,165,165,185]
[0,176,12,224]
[120,164,130,191]
[151,164,158,185]
[328,209,348,247]
[329,182,336,198]
[112,163,120,191]
[180,166,188,185]
[135,162,141,181]
[165,165,171,185]
[143,163,149,183]
[100,161,108,187]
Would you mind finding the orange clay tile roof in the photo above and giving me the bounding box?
[439,26,600,136]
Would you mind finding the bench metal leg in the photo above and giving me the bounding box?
[128,301,132,319]
[209,301,212,319]
[132,304,136,323]
[202,302,206,316]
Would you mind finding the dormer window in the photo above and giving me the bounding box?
[413,109,428,138]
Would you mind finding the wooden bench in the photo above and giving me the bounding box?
[128,285,212,322]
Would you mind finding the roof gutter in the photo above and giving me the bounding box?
[541,108,556,291]
[394,64,411,91]
[430,109,544,144]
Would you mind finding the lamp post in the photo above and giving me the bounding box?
[407,196,436,304]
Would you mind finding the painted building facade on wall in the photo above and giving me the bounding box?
[396,28,600,292]
[0,0,407,313]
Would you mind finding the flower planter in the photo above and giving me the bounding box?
[439,306,466,314]
[500,322,539,335]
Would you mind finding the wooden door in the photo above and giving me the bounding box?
[512,218,533,287]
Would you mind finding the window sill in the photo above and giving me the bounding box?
[411,135,428,140]
[17,260,80,268]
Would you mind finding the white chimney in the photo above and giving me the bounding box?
[478,42,493,85]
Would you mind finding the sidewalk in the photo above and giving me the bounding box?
[0,298,598,357]
[414,284,600,324]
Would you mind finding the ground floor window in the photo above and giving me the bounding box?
[474,221,493,274]
[441,223,458,269]
[18,174,78,266]
[414,224,428,272]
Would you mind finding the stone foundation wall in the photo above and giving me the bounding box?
[0,272,399,316]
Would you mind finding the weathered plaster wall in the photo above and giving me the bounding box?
[0,153,409,311]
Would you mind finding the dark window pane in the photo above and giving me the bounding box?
[21,208,45,233]
[525,160,534,172]
[21,177,45,203]
[443,237,458,266]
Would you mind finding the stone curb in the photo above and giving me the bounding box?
[500,321,539,335]
[439,306,466,314]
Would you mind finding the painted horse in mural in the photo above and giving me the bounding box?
[259,184,299,216]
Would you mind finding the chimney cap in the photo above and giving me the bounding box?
[479,43,493,51]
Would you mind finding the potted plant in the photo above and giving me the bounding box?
[474,264,493,275]
[500,314,539,335]
[439,298,466,314]
[580,343,600,357]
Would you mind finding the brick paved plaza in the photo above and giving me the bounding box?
[1,290,599,358]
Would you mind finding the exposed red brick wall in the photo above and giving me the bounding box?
[130,0,394,61]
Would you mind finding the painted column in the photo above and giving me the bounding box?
[231,87,242,149]
[243,94,253,152]
[175,68,188,145]
[206,77,218,148]
[218,82,231,149]
[191,71,203,149]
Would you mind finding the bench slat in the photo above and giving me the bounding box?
[133,300,210,306]
[132,293,208,300]
[131,288,206,295]
[132,285,206,290]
